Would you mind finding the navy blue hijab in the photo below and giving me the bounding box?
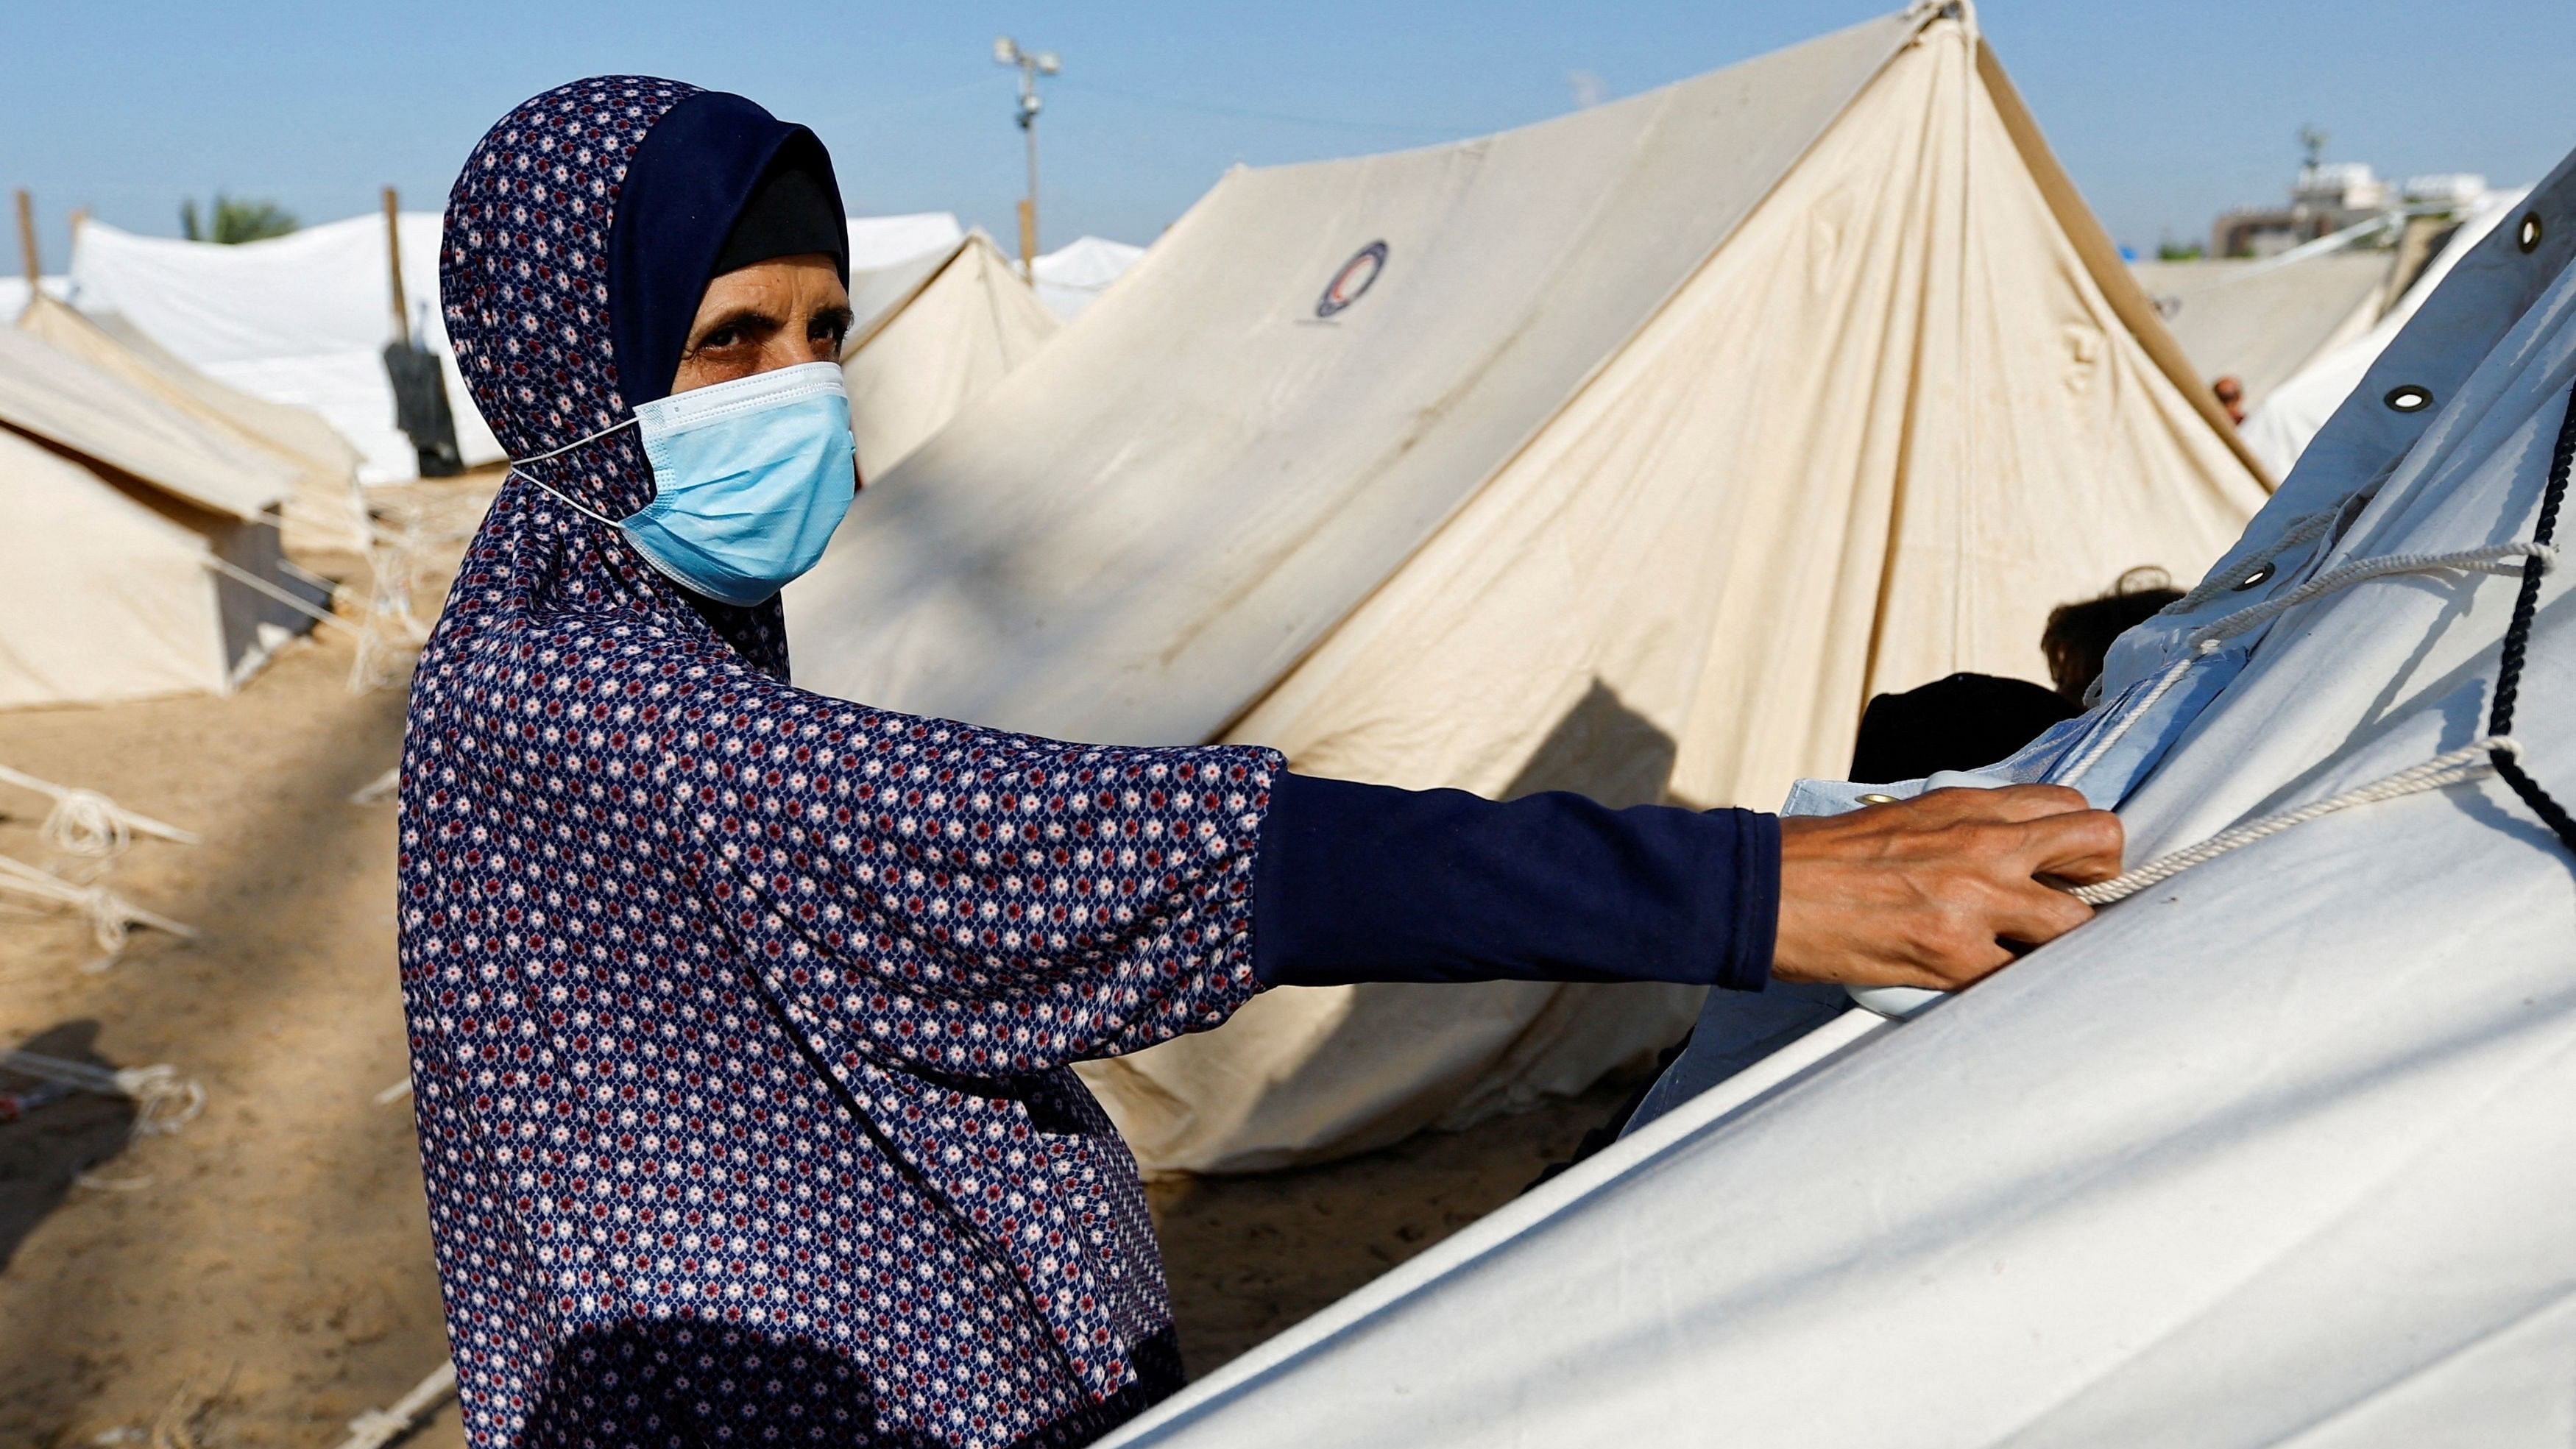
[609,91,850,408]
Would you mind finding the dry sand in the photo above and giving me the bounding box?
[0,473,1632,1448]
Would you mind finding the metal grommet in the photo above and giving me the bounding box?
[2519,212,2544,253]
[2385,384,2432,414]
[2231,560,2276,592]
[1857,793,1900,805]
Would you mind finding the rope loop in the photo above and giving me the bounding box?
[40,787,131,861]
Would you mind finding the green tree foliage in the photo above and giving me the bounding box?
[2156,241,2205,261]
[177,193,300,245]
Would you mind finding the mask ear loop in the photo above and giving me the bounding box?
[506,415,640,527]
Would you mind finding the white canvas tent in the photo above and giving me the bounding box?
[66,213,503,484]
[16,292,367,553]
[841,232,1059,478]
[2131,245,2395,411]
[0,326,315,707]
[846,211,966,272]
[1094,124,2576,1449]
[2243,188,2527,476]
[1032,235,1147,319]
[788,5,2268,1174]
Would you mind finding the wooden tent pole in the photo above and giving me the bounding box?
[383,185,410,347]
[15,190,37,286]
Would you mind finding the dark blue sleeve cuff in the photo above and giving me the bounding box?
[1251,771,1779,993]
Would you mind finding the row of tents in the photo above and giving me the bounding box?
[17,3,2569,1435]
[9,1,2287,1170]
[1094,8,2576,1437]
[0,203,1143,709]
[782,2,2274,1174]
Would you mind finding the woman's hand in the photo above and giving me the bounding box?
[1772,786,2122,991]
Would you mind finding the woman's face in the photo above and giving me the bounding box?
[670,252,854,394]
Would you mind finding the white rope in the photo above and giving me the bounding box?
[2059,646,2209,783]
[374,1076,413,1106]
[2064,541,2554,789]
[0,854,199,957]
[2170,506,2348,614]
[350,510,436,694]
[2195,542,2552,648]
[0,1049,205,1137]
[202,555,361,637]
[2073,737,2513,905]
[334,1361,458,1449]
[0,762,199,857]
[350,766,402,806]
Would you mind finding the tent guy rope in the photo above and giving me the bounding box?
[0,1049,205,1137]
[2078,381,2576,905]
[0,854,199,961]
[0,762,199,863]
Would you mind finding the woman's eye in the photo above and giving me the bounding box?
[701,326,738,350]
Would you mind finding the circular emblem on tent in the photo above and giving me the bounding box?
[1315,241,1388,319]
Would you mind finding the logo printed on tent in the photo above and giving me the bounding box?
[1315,241,1388,319]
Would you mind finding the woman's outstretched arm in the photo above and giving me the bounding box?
[1251,773,1777,991]
[1252,774,2124,994]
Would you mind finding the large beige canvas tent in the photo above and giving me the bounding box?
[840,233,1058,479]
[0,327,314,708]
[788,4,2269,1173]
[17,292,368,553]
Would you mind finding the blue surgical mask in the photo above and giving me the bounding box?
[512,361,857,606]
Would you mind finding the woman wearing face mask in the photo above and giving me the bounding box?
[405,79,2121,1449]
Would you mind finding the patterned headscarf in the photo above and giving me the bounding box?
[402,77,1280,1448]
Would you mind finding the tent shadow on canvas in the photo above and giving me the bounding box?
[1497,679,1677,810]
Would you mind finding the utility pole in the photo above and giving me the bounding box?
[15,190,37,287]
[993,35,1060,278]
[383,185,411,347]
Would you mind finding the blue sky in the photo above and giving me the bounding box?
[5,1,2573,266]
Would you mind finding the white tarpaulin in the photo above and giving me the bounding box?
[0,325,311,706]
[1032,235,1147,319]
[66,212,501,484]
[2243,188,2528,477]
[841,233,1058,478]
[1092,124,2576,1449]
[788,5,2267,1174]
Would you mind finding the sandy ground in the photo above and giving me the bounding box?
[0,472,1632,1449]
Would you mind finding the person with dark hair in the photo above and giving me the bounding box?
[2043,567,2185,704]
[1852,567,2187,782]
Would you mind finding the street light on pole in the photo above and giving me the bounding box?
[993,35,1059,278]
